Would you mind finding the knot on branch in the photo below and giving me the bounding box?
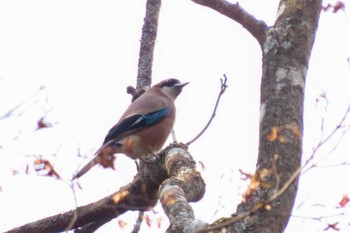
[127,85,146,102]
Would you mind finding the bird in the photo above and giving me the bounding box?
[72,78,189,180]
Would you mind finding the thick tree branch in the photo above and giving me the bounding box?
[159,146,207,233]
[191,0,268,47]
[6,144,205,233]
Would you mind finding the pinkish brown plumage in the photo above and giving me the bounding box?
[72,79,188,180]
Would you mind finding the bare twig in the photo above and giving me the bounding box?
[131,211,144,233]
[64,182,79,232]
[302,104,350,173]
[292,212,350,222]
[0,86,45,121]
[186,75,228,146]
[198,166,301,232]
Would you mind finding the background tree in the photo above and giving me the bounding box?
[1,0,349,233]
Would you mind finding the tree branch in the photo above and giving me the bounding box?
[159,145,207,233]
[191,0,268,47]
[6,144,205,233]
[136,0,161,93]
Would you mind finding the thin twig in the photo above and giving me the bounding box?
[198,166,301,232]
[0,86,45,121]
[131,211,144,233]
[302,104,350,173]
[186,74,228,146]
[64,182,79,232]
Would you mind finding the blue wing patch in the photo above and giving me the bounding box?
[103,107,170,144]
[141,108,169,126]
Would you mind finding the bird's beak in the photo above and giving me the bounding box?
[175,82,189,88]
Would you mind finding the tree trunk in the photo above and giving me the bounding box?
[233,1,322,233]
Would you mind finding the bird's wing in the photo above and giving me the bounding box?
[103,107,170,144]
[71,107,170,180]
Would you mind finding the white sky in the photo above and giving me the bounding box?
[0,0,350,232]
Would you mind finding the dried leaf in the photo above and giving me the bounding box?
[323,1,345,13]
[143,214,151,228]
[118,220,128,229]
[98,148,116,169]
[324,222,340,231]
[333,1,345,13]
[36,117,52,130]
[267,127,279,141]
[156,216,162,228]
[338,194,350,208]
[240,169,273,202]
[33,159,60,179]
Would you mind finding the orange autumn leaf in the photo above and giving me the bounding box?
[267,124,301,143]
[266,126,286,143]
[267,127,279,141]
[240,169,272,202]
[33,159,60,179]
[338,194,350,208]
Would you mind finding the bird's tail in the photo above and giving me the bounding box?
[71,156,99,180]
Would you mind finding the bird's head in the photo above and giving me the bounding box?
[154,78,189,100]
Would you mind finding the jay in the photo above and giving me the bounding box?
[72,78,188,180]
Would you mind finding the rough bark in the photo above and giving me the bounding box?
[191,0,322,232]
[136,0,161,91]
[159,146,207,233]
